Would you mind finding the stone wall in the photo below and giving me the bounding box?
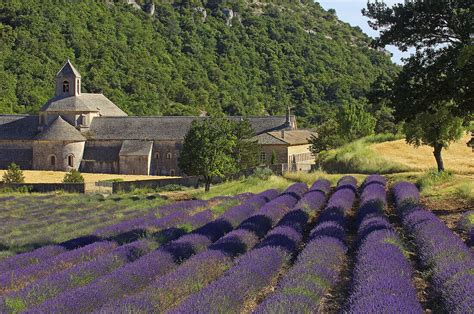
[0,182,85,193]
[112,176,200,193]
[119,155,151,175]
[33,141,85,171]
[151,141,183,176]
[80,141,121,173]
[0,141,33,169]
[260,144,288,165]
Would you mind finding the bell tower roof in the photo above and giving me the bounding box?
[56,59,81,78]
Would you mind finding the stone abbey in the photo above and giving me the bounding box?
[0,61,315,175]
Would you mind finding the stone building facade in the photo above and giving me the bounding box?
[0,61,315,175]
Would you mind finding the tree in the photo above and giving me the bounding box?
[270,150,277,165]
[338,99,376,141]
[404,107,463,172]
[63,169,85,183]
[309,118,346,167]
[233,119,260,172]
[364,1,473,171]
[178,117,237,191]
[2,163,25,184]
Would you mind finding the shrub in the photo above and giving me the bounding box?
[2,163,25,184]
[416,169,453,191]
[63,169,85,183]
[252,167,273,180]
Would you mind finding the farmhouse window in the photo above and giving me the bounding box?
[63,81,69,93]
[67,155,74,167]
[260,151,266,163]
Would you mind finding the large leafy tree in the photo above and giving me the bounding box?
[178,117,237,191]
[364,1,473,172]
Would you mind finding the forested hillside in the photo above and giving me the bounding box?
[0,0,398,126]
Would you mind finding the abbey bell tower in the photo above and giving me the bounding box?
[55,59,81,97]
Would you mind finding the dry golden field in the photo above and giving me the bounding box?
[372,133,474,175]
[0,170,176,184]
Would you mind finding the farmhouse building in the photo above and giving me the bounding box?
[0,61,315,175]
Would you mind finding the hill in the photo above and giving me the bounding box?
[0,0,397,126]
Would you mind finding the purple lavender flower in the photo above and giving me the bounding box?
[158,200,208,216]
[392,183,474,313]
[30,189,278,313]
[346,178,422,313]
[392,181,420,208]
[1,240,153,312]
[458,210,474,247]
[0,245,67,274]
[169,181,332,313]
[0,241,117,295]
[255,178,354,313]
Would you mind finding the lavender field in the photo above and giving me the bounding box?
[0,176,472,313]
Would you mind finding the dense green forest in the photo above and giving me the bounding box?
[0,0,398,126]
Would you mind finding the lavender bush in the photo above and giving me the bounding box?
[255,177,356,313]
[0,245,67,274]
[29,190,278,313]
[393,182,474,313]
[346,176,421,313]
[457,210,474,246]
[97,185,306,313]
[1,240,153,312]
[0,241,117,296]
[170,182,342,313]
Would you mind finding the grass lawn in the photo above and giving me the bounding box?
[372,133,473,175]
[319,133,473,175]
[0,170,177,184]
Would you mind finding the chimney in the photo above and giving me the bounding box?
[285,106,291,127]
[281,129,285,139]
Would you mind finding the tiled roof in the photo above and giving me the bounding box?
[266,130,316,145]
[88,116,292,140]
[35,116,86,141]
[0,115,39,140]
[56,60,81,77]
[40,93,127,116]
[119,140,153,156]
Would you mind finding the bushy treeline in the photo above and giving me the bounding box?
[0,0,397,127]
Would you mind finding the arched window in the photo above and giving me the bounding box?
[156,152,160,159]
[63,81,69,93]
[50,155,56,166]
[166,152,172,159]
[67,155,74,167]
[169,169,175,176]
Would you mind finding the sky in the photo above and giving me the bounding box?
[317,0,414,64]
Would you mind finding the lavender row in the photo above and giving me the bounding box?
[0,240,154,313]
[92,200,213,238]
[0,245,67,274]
[98,183,313,312]
[28,189,280,313]
[0,199,215,273]
[346,175,422,313]
[172,182,337,313]
[457,210,474,247]
[0,241,117,296]
[392,182,474,313]
[255,176,356,312]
